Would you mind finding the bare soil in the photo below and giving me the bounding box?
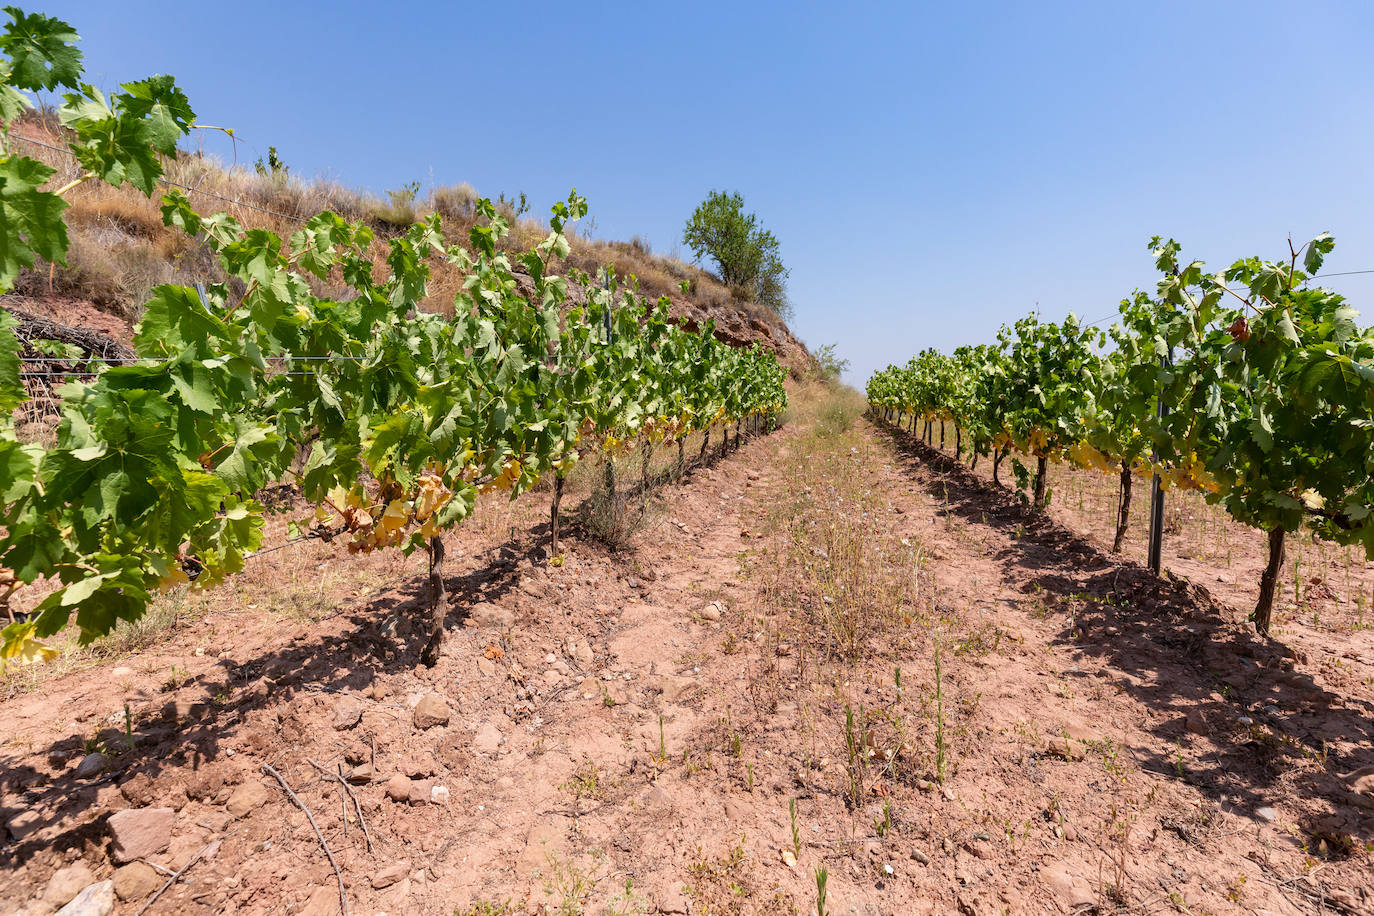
[2,397,1371,916]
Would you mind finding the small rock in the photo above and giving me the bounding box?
[225,781,272,818]
[643,785,674,810]
[399,753,438,778]
[476,657,497,677]
[430,785,450,805]
[112,863,161,902]
[413,693,451,729]
[385,775,412,802]
[911,848,930,865]
[699,602,723,621]
[1237,715,1254,726]
[1041,861,1093,908]
[332,698,362,730]
[346,763,375,784]
[658,885,689,915]
[626,576,640,589]
[1062,823,1078,842]
[657,676,696,703]
[107,807,173,864]
[572,642,594,670]
[1184,710,1207,735]
[465,601,513,630]
[199,811,233,832]
[472,723,502,755]
[54,880,114,916]
[372,863,409,889]
[43,863,97,909]
[1255,806,1278,823]
[73,753,109,779]
[408,779,434,806]
[577,676,599,699]
[298,885,339,916]
[1042,731,1088,761]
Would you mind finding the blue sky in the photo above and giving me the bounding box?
[44,1,1374,384]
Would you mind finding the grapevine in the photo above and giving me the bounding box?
[0,8,787,664]
[869,235,1374,637]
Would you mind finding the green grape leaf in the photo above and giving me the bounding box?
[0,153,68,291]
[0,68,30,123]
[0,311,25,414]
[115,75,194,154]
[1303,233,1334,274]
[0,7,81,91]
[214,423,276,491]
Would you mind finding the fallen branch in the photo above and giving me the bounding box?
[262,763,349,916]
[1,301,137,360]
[307,756,375,855]
[134,841,215,916]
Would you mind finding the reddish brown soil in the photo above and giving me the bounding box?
[1,407,1371,916]
[1,294,133,346]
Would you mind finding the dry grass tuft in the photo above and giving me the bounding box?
[8,111,805,371]
[755,382,923,664]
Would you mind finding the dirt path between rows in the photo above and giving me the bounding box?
[3,398,1372,916]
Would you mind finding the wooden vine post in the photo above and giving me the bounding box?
[550,473,565,556]
[1032,455,1048,508]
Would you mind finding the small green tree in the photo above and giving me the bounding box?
[683,190,790,317]
[254,146,288,183]
[813,343,850,380]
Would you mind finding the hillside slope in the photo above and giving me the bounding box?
[7,114,813,374]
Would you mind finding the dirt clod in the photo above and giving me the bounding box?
[225,782,271,818]
[412,693,450,729]
[371,863,409,889]
[111,863,160,902]
[385,774,412,802]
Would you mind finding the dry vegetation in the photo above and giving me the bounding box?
[8,110,793,353]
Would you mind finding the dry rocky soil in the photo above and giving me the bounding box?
[2,390,1373,916]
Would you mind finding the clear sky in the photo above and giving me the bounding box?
[41,0,1374,384]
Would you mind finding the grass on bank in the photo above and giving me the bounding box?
[9,110,790,346]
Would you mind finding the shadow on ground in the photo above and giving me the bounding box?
[0,435,760,870]
[876,418,1374,851]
